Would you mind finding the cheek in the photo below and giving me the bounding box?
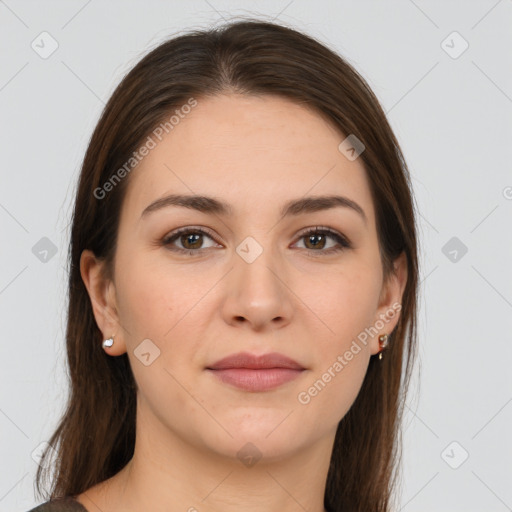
[114,254,204,409]
[302,348,370,419]
[114,252,213,377]
[299,264,381,416]
[115,273,171,339]
[294,266,380,412]
[115,251,193,338]
[305,264,381,344]
[296,277,375,422]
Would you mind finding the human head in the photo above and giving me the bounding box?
[37,19,419,512]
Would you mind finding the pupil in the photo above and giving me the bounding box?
[308,234,325,249]
[183,233,201,249]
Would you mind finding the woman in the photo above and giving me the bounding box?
[30,18,419,512]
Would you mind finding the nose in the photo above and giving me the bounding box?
[220,246,294,332]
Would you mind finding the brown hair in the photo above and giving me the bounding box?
[36,18,419,512]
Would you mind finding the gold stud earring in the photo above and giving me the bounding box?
[378,334,389,360]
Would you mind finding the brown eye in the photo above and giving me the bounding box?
[162,227,219,255]
[293,227,351,255]
[178,232,203,250]
[304,232,328,250]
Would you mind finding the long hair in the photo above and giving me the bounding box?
[36,18,419,512]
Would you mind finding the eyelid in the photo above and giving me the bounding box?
[294,225,344,240]
[161,225,221,246]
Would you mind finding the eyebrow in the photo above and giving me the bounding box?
[140,193,367,225]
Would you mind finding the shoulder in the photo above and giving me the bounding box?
[25,496,89,512]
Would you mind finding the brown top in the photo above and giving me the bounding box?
[26,496,88,512]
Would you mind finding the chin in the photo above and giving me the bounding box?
[216,434,305,466]
[208,417,307,456]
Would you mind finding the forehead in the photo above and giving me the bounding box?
[121,93,375,224]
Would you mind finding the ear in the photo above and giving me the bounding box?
[370,251,408,355]
[80,249,126,356]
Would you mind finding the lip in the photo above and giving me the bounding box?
[206,352,306,392]
[207,351,305,370]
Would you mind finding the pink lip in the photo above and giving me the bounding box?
[206,352,306,392]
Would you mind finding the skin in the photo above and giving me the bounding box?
[78,93,407,512]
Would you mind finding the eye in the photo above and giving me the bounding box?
[292,226,352,256]
[161,226,220,256]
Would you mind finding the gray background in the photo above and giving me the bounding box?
[1,1,511,511]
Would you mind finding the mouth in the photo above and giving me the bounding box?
[205,352,306,392]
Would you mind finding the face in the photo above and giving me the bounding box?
[82,93,406,463]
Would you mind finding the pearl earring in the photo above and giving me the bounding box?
[102,335,114,349]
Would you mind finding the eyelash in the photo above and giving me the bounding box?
[161,225,352,257]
